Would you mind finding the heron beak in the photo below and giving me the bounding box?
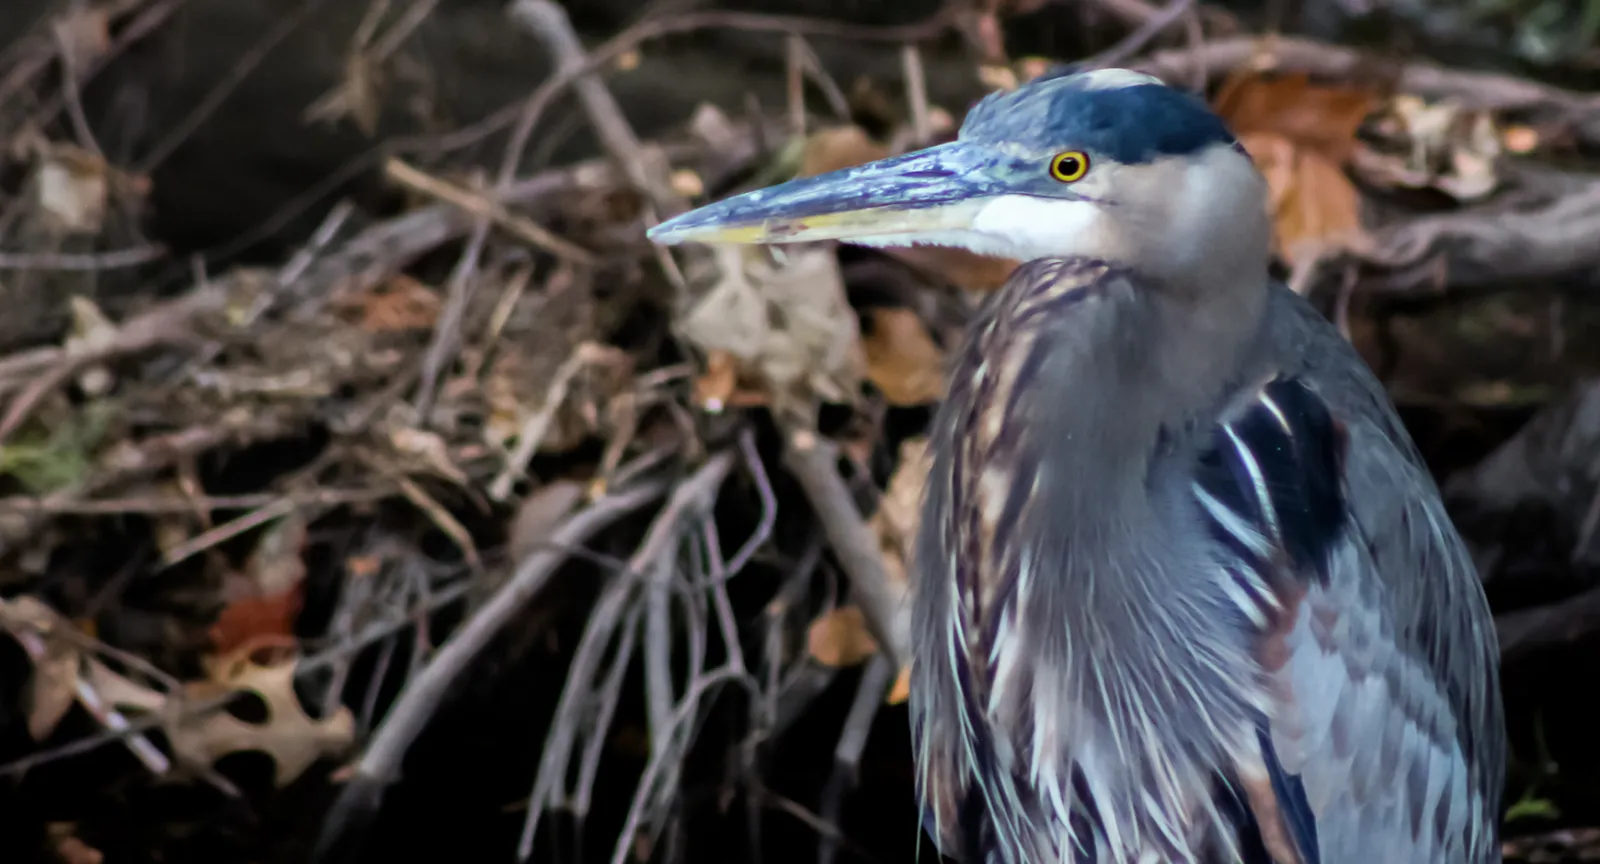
[647,141,1000,246]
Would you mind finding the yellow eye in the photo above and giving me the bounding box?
[1049,150,1090,183]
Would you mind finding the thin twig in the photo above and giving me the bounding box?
[339,475,669,785]
[1090,0,1197,68]
[507,0,681,215]
[901,44,932,147]
[0,245,166,270]
[818,653,895,864]
[411,216,489,420]
[516,451,738,858]
[487,343,599,501]
[384,158,594,264]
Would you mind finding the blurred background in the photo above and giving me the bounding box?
[2,0,1600,861]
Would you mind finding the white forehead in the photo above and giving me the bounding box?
[1073,68,1165,91]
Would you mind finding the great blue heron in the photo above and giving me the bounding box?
[649,67,1504,864]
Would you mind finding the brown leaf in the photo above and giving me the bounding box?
[1217,74,1375,262]
[342,274,441,332]
[886,665,912,705]
[1216,73,1375,164]
[807,606,880,667]
[863,309,946,406]
[1239,131,1364,263]
[800,126,888,178]
[46,823,103,864]
[692,349,766,411]
[209,589,303,657]
[179,649,355,787]
[0,596,82,740]
[873,437,930,573]
[211,512,309,653]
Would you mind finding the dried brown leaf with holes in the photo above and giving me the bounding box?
[182,647,355,787]
[1215,73,1375,263]
[864,308,946,406]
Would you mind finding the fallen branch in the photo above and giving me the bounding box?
[781,429,911,668]
[515,449,740,858]
[333,475,670,785]
[1294,181,1600,296]
[507,0,685,216]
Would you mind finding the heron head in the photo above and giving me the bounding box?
[648,68,1271,281]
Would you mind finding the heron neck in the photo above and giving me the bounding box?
[1034,262,1272,523]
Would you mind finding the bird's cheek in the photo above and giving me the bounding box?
[969,194,1107,261]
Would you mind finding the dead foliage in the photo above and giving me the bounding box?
[0,0,1598,862]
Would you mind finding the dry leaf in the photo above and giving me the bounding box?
[887,665,912,705]
[211,512,308,654]
[209,594,302,658]
[0,596,82,740]
[81,656,166,714]
[35,145,108,234]
[340,274,440,331]
[677,245,862,423]
[1216,73,1374,164]
[181,649,355,787]
[46,823,103,864]
[800,126,888,178]
[1216,74,1375,263]
[863,308,946,405]
[1502,125,1540,154]
[807,606,881,667]
[669,168,704,198]
[390,425,469,486]
[1356,95,1502,201]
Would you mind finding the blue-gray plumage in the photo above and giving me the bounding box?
[648,68,1505,864]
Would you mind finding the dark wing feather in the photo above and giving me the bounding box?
[1194,287,1505,864]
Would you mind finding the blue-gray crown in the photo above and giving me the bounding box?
[960,68,1237,165]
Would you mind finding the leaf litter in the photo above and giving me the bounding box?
[0,1,1596,860]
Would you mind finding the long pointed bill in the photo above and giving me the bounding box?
[648,141,1003,246]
